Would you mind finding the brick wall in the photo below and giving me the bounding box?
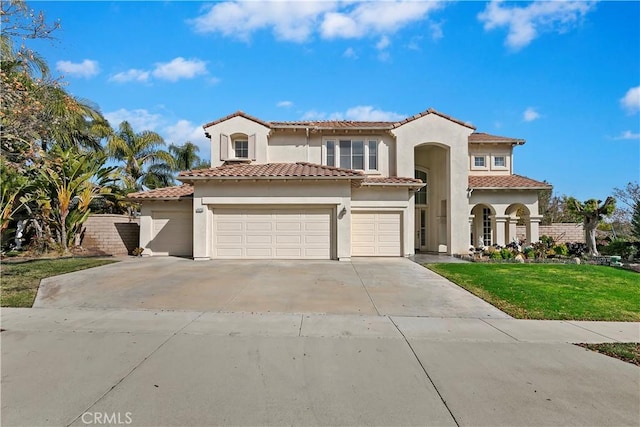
[516,223,584,243]
[81,214,140,255]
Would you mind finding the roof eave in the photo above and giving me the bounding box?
[470,186,551,190]
[178,175,364,182]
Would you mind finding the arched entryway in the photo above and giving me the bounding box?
[414,143,449,253]
[470,203,496,247]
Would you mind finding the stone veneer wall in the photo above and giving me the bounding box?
[81,214,140,255]
[517,222,584,243]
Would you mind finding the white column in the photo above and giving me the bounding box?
[524,215,543,245]
[193,197,209,260]
[493,215,508,247]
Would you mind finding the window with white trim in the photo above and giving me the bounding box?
[324,139,378,171]
[493,156,506,167]
[474,156,485,167]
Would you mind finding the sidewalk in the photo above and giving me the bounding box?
[1,308,638,426]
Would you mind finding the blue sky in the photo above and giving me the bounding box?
[31,0,639,201]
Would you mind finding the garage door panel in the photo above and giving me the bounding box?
[217,235,242,244]
[276,222,302,232]
[246,248,273,257]
[352,212,401,257]
[214,208,331,259]
[246,235,272,244]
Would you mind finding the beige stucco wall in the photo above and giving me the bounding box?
[192,180,352,260]
[392,114,474,254]
[205,116,271,167]
[139,201,192,256]
[468,144,512,175]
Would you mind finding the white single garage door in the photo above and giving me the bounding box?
[150,211,193,256]
[213,208,331,259]
[352,211,401,256]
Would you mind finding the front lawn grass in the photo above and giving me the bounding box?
[1,258,117,307]
[577,343,640,366]
[427,263,640,321]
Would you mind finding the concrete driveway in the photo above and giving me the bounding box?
[34,257,508,318]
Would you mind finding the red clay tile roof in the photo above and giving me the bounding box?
[204,108,476,131]
[127,184,194,200]
[469,132,525,145]
[468,175,551,189]
[178,162,365,180]
[203,111,271,129]
[270,120,394,129]
[393,108,476,130]
[362,177,424,187]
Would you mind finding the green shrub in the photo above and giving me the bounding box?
[600,240,635,259]
[500,248,514,259]
[553,243,569,257]
[490,251,503,260]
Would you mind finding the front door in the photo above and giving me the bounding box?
[414,208,427,251]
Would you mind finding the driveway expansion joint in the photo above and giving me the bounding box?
[64,311,206,427]
[389,316,461,427]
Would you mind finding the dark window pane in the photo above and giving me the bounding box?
[326,141,335,166]
[368,141,377,170]
[340,140,351,169]
[352,140,364,170]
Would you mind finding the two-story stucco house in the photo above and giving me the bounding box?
[128,108,551,260]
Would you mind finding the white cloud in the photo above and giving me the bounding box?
[321,1,443,39]
[614,130,640,141]
[523,107,541,122]
[429,21,444,41]
[164,119,210,153]
[620,86,640,114]
[109,68,150,83]
[104,109,211,156]
[56,59,99,78]
[343,47,358,59]
[104,108,163,132]
[478,0,597,50]
[376,35,390,50]
[152,57,207,82]
[344,106,404,121]
[302,106,404,122]
[190,1,444,42]
[190,1,337,42]
[277,100,293,108]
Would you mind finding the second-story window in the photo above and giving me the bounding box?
[324,139,378,171]
[493,156,506,167]
[474,156,485,167]
[234,139,248,158]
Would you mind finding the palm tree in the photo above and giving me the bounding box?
[169,141,204,171]
[107,121,175,190]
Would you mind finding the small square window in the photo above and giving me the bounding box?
[474,156,486,167]
[494,156,506,167]
[234,140,248,158]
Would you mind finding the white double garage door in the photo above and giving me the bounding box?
[153,208,401,259]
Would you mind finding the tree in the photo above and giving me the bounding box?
[107,121,175,191]
[567,197,616,256]
[35,146,115,252]
[1,158,28,234]
[631,200,640,241]
[169,141,203,171]
[538,190,582,225]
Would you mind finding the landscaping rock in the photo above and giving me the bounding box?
[514,254,525,263]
